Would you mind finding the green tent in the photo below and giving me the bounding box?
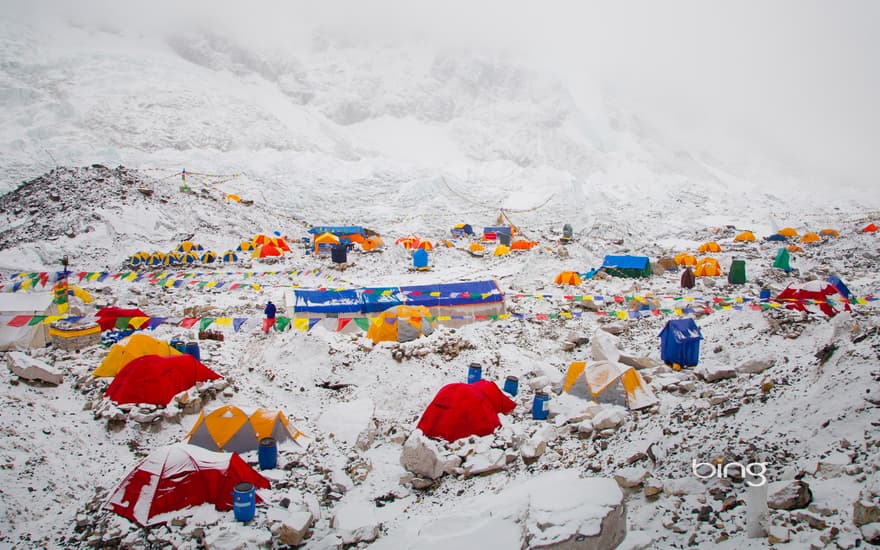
[773,248,791,271]
[728,259,746,284]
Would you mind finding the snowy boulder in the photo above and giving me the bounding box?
[267,508,313,546]
[529,376,551,391]
[767,480,812,510]
[853,499,880,526]
[817,452,852,477]
[6,352,63,385]
[400,430,455,480]
[317,398,375,447]
[735,358,775,374]
[618,355,656,371]
[592,407,627,431]
[614,467,650,489]
[860,522,880,545]
[694,364,737,382]
[766,525,790,544]
[463,448,507,476]
[332,502,380,545]
[203,522,272,550]
[591,329,621,362]
[521,425,558,462]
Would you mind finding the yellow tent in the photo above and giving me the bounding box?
[778,227,799,237]
[237,240,255,252]
[734,231,756,242]
[68,285,94,303]
[252,234,272,246]
[176,241,202,253]
[698,241,722,253]
[694,257,722,277]
[554,271,582,286]
[563,360,657,410]
[361,236,383,251]
[493,244,510,256]
[185,405,308,452]
[468,242,485,254]
[93,333,181,377]
[674,253,697,266]
[819,229,840,238]
[366,305,436,344]
[800,232,821,243]
[313,232,340,254]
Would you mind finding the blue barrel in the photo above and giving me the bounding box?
[258,437,277,470]
[503,375,519,397]
[532,392,549,420]
[232,482,255,522]
[170,338,185,353]
[759,288,771,301]
[467,363,482,384]
[184,341,201,362]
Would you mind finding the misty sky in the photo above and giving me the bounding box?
[5,0,879,191]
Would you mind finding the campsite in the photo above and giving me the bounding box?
[1,4,880,550]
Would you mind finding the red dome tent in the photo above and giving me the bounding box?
[104,355,222,406]
[776,280,851,317]
[106,443,269,526]
[416,380,515,442]
[95,306,149,332]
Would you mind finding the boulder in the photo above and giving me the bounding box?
[853,499,880,527]
[591,330,621,362]
[860,522,880,545]
[400,430,454,480]
[644,480,663,497]
[592,407,627,431]
[767,480,812,510]
[694,364,737,382]
[463,448,507,476]
[332,502,379,545]
[614,467,650,489]
[735,358,775,374]
[618,355,656,370]
[268,509,313,546]
[6,352,63,385]
[766,525,789,544]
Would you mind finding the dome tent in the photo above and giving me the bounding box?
[186,405,309,452]
[416,380,515,442]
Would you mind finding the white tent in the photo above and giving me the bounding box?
[0,292,58,350]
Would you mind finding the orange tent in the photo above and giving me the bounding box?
[863,223,878,233]
[787,245,804,253]
[734,231,756,242]
[467,242,485,255]
[694,257,721,277]
[314,232,340,254]
[271,237,291,252]
[554,271,582,286]
[698,241,722,253]
[510,240,538,251]
[252,244,283,258]
[361,236,383,251]
[252,234,272,246]
[674,253,697,266]
[414,240,434,251]
[395,236,419,250]
[819,229,839,237]
[800,232,821,243]
[778,227,799,237]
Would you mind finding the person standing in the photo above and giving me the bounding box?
[263,300,277,333]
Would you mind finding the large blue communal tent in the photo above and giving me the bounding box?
[290,280,505,327]
[658,318,703,367]
[307,226,366,237]
[601,255,652,278]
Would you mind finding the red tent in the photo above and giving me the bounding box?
[863,223,878,233]
[776,280,850,317]
[106,443,269,526]
[416,380,515,442]
[96,306,149,332]
[104,354,222,406]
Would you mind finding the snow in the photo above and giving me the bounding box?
[0,7,879,549]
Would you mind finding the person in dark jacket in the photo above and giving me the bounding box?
[681,266,695,289]
[263,300,277,333]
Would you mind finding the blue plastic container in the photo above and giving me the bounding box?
[532,392,549,420]
[759,288,771,301]
[184,341,201,362]
[467,363,482,384]
[258,437,277,470]
[170,338,186,353]
[503,376,519,396]
[232,482,255,522]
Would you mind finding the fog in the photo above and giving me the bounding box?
[6,0,879,191]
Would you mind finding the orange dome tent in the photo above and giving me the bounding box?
[787,245,804,253]
[252,234,272,246]
[367,305,436,344]
[694,257,722,277]
[361,236,383,251]
[270,237,291,252]
[414,240,434,251]
[698,241,722,253]
[226,194,241,203]
[778,227,799,237]
[554,271,582,286]
[800,232,821,243]
[395,236,420,250]
[467,242,485,256]
[493,244,510,256]
[674,253,697,266]
[734,231,756,242]
[819,229,839,237]
[251,244,283,258]
[510,239,538,251]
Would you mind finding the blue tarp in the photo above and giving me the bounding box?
[658,318,703,367]
[308,226,366,236]
[293,280,504,315]
[602,255,649,270]
[827,274,851,299]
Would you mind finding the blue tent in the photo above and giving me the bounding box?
[827,274,851,300]
[767,234,788,242]
[451,224,474,237]
[658,319,703,367]
[413,249,429,269]
[601,255,652,278]
[307,226,366,237]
